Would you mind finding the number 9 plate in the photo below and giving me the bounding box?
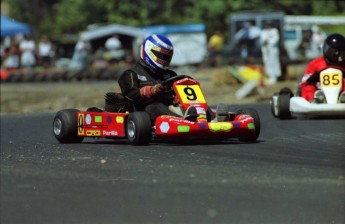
[175,85,206,104]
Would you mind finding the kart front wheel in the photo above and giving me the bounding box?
[126,112,152,145]
[53,109,84,143]
[237,108,260,142]
[278,94,291,119]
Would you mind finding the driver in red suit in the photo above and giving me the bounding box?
[299,33,345,102]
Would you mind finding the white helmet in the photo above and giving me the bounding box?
[141,34,174,70]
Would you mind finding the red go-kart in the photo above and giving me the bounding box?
[53,75,260,145]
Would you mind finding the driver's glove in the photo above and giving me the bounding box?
[140,84,164,99]
[172,95,180,106]
[306,72,320,85]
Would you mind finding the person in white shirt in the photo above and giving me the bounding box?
[259,21,281,85]
[38,35,53,67]
[3,44,20,69]
[105,35,122,50]
[104,35,125,62]
[311,28,327,58]
[19,35,36,68]
[69,39,91,70]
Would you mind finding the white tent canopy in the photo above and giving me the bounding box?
[80,24,150,41]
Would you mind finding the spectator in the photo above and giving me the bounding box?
[104,34,125,63]
[19,35,36,68]
[234,22,261,59]
[208,30,224,67]
[298,30,312,59]
[38,35,53,68]
[14,33,24,46]
[69,38,91,70]
[311,28,327,58]
[2,43,20,70]
[259,21,281,85]
[105,35,122,50]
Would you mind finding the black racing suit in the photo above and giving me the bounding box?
[118,60,180,121]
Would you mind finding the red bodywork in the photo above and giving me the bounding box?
[76,110,255,140]
[77,112,127,137]
[155,114,255,139]
[154,78,256,139]
[76,78,256,140]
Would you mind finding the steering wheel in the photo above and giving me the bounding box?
[161,75,194,87]
[160,75,194,105]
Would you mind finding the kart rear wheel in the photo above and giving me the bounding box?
[278,94,291,119]
[237,108,260,142]
[126,112,152,145]
[53,109,84,143]
[279,87,294,97]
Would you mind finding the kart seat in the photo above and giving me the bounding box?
[104,92,134,113]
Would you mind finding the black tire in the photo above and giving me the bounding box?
[279,87,294,97]
[237,108,260,142]
[126,112,152,145]
[278,94,291,119]
[53,109,84,143]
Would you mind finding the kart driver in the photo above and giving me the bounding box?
[114,34,198,122]
[299,33,345,102]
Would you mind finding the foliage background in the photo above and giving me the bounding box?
[3,0,345,38]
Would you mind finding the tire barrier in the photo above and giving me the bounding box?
[0,66,128,83]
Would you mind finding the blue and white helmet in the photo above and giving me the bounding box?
[141,34,174,70]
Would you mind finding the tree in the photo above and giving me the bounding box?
[3,0,345,37]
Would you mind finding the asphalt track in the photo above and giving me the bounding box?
[1,104,345,224]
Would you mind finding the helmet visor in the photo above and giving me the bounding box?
[150,45,173,67]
